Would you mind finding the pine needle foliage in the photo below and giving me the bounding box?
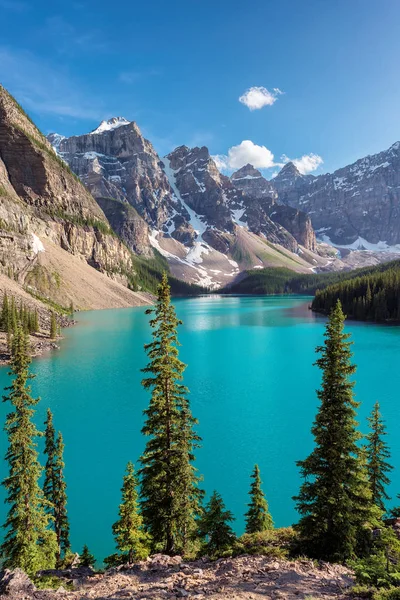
[49,313,57,339]
[1,294,40,342]
[365,402,393,512]
[245,465,273,533]
[294,300,375,562]
[43,409,70,564]
[1,325,57,574]
[112,462,150,563]
[198,491,236,557]
[79,544,96,568]
[139,272,203,555]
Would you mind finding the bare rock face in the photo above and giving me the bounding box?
[96,197,152,256]
[230,164,317,252]
[58,118,178,231]
[165,146,234,232]
[0,85,134,286]
[231,163,277,202]
[273,145,400,246]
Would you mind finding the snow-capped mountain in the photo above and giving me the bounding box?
[274,143,400,249]
[48,119,320,288]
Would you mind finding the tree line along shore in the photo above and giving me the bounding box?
[0,272,400,600]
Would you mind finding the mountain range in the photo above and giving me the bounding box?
[47,116,400,288]
[1,81,400,304]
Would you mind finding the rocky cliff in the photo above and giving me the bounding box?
[0,86,150,309]
[273,143,400,248]
[230,163,317,252]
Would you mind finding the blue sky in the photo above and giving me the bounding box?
[1,0,400,176]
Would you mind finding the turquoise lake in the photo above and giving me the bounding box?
[0,294,399,562]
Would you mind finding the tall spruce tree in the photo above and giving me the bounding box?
[79,544,96,568]
[198,491,236,556]
[49,313,57,339]
[112,462,150,563]
[245,464,273,533]
[1,325,57,574]
[139,272,203,555]
[43,409,70,564]
[365,402,392,512]
[294,300,375,562]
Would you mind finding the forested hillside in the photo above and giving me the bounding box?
[312,263,400,322]
[222,260,400,297]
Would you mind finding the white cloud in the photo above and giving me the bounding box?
[212,140,276,171]
[213,142,323,175]
[239,86,283,110]
[282,153,323,174]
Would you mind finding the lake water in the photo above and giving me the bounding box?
[0,295,399,562]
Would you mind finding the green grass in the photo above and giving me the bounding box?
[24,287,72,316]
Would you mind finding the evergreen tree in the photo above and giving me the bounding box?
[1,292,9,329]
[294,300,375,562]
[33,309,39,333]
[112,462,150,563]
[139,272,203,555]
[198,491,235,556]
[49,312,57,339]
[1,325,57,574]
[79,544,96,568]
[245,464,273,533]
[43,409,70,564]
[365,402,392,511]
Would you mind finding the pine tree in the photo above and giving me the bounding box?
[79,544,96,568]
[139,272,203,555]
[1,293,9,329]
[112,462,150,563]
[1,325,57,574]
[294,300,375,562]
[365,402,392,512]
[245,465,273,533]
[43,409,70,564]
[198,491,235,556]
[50,312,57,339]
[33,309,39,333]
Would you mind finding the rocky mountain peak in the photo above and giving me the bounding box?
[230,164,276,203]
[231,164,263,180]
[53,119,176,233]
[275,161,301,180]
[89,116,131,135]
[46,132,65,153]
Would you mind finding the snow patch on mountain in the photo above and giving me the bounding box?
[162,156,209,255]
[31,234,45,254]
[90,117,130,135]
[320,234,400,253]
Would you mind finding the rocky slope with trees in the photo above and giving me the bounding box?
[0,85,152,312]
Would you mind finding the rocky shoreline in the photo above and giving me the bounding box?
[0,554,355,600]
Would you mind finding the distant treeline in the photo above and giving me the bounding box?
[222,260,400,299]
[312,264,400,322]
[130,249,207,296]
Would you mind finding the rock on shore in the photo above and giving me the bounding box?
[0,554,354,600]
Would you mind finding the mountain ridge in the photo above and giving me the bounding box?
[49,118,324,288]
[0,85,151,311]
